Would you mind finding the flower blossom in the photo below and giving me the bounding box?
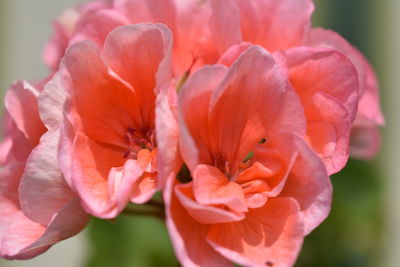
[0,0,384,265]
[161,46,332,267]
[58,23,173,218]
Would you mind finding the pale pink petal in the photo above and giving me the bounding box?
[38,72,66,130]
[305,28,385,126]
[19,130,75,225]
[207,197,303,267]
[280,135,332,235]
[5,80,46,143]
[305,92,352,174]
[235,0,314,51]
[193,164,247,213]
[287,47,359,121]
[155,85,181,187]
[0,163,88,259]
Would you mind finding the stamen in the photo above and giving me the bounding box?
[123,127,156,159]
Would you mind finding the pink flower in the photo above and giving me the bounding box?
[58,23,173,218]
[161,46,332,267]
[0,80,88,259]
[45,0,383,165]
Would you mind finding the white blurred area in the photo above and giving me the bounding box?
[0,1,88,267]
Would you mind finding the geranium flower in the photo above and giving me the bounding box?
[161,46,332,267]
[58,23,173,218]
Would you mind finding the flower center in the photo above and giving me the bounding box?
[123,127,156,159]
[214,155,231,176]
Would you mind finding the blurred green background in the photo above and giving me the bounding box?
[0,0,397,266]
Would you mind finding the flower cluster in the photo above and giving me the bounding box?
[0,0,383,266]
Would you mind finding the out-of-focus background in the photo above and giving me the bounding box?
[0,0,399,266]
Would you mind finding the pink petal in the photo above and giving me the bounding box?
[114,0,176,30]
[70,133,140,218]
[207,197,303,267]
[280,135,332,235]
[305,92,352,174]
[5,80,46,144]
[19,130,75,225]
[0,163,88,259]
[287,47,359,121]
[235,0,314,51]
[71,9,130,48]
[305,28,384,125]
[217,42,252,67]
[38,72,66,130]
[193,164,247,213]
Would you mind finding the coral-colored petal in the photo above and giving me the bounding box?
[175,183,244,224]
[207,197,303,267]
[280,135,332,235]
[179,65,228,170]
[155,85,181,187]
[210,46,288,166]
[237,132,298,199]
[102,24,172,125]
[165,181,232,267]
[63,40,142,146]
[235,0,314,51]
[193,164,247,213]
[70,133,127,218]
